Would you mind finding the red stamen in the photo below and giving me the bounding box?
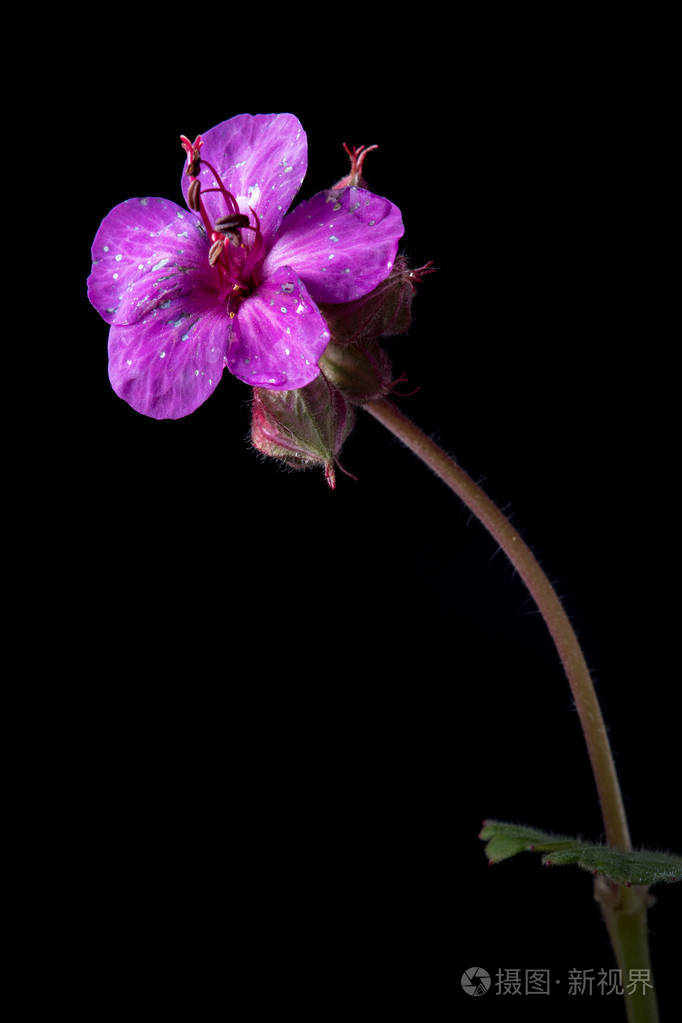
[242,206,264,280]
[197,157,239,215]
[179,137,265,293]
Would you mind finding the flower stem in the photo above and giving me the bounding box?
[363,396,658,1019]
[597,882,659,1023]
[365,396,627,844]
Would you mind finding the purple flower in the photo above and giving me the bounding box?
[87,113,404,420]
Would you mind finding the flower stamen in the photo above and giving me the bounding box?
[208,237,225,267]
[187,178,201,212]
[197,156,240,216]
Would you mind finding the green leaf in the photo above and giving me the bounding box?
[479,820,682,887]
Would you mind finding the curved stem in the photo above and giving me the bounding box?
[363,396,629,848]
[362,395,659,1021]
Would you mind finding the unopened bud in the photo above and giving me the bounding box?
[187,178,201,211]
[318,337,393,405]
[251,375,355,489]
[318,255,431,348]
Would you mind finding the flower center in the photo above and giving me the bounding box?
[180,134,265,314]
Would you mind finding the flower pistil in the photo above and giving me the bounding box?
[179,132,264,312]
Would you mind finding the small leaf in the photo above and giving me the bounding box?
[480,820,682,887]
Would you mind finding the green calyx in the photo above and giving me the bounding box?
[251,375,355,488]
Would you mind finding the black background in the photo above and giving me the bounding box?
[50,6,679,1018]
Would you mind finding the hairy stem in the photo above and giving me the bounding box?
[363,396,657,1019]
[364,396,628,845]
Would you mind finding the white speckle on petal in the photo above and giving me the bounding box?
[280,306,287,313]
[329,235,339,243]
[113,272,119,279]
[115,254,122,261]
[103,245,109,252]
[152,257,170,272]
[160,351,166,358]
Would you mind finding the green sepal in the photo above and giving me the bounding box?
[480,820,682,887]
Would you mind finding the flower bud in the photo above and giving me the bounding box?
[251,375,356,489]
[318,337,393,404]
[318,255,430,347]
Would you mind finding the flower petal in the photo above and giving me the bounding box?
[227,266,330,390]
[263,186,404,304]
[181,113,307,246]
[88,197,214,325]
[107,292,230,420]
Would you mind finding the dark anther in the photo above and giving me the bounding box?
[187,157,201,177]
[214,213,250,232]
[208,238,225,267]
[188,179,201,212]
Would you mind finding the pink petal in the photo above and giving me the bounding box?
[107,292,230,420]
[227,266,330,390]
[88,197,213,325]
[181,113,307,246]
[263,186,404,304]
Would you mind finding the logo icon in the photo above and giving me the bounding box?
[461,966,491,996]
